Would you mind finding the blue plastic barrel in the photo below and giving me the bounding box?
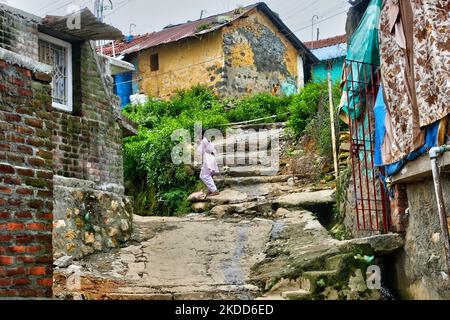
[115,72,133,108]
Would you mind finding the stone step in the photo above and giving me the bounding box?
[207,183,302,206]
[229,122,286,131]
[298,270,339,293]
[274,190,335,209]
[325,254,349,271]
[107,283,261,300]
[215,175,299,187]
[215,151,279,168]
[226,166,280,177]
[281,289,312,300]
[213,129,285,150]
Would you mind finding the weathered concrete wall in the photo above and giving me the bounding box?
[138,31,224,99]
[0,55,54,298]
[220,8,299,98]
[394,175,450,299]
[137,8,302,99]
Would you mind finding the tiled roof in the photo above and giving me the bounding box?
[304,34,347,50]
[100,2,318,64]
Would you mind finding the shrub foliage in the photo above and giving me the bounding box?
[123,82,340,216]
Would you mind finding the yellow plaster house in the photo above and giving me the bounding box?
[103,2,318,101]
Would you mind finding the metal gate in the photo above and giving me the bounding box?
[344,59,392,233]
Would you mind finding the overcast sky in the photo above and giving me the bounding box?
[6,0,350,42]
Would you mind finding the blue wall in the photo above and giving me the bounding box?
[312,56,345,83]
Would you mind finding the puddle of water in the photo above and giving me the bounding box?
[222,225,248,286]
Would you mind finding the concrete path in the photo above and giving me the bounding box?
[53,124,403,300]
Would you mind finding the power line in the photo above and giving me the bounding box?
[292,9,349,33]
[36,0,66,14]
[44,0,92,15]
[104,0,132,18]
[284,0,323,21]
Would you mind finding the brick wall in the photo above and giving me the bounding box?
[0,4,39,60]
[52,42,124,187]
[0,58,54,298]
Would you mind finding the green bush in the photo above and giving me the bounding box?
[123,83,342,216]
[288,81,342,159]
[123,86,228,216]
[226,93,292,124]
[288,82,327,138]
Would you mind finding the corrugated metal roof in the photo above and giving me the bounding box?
[40,8,123,41]
[102,2,318,64]
[304,34,347,50]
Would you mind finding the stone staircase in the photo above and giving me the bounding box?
[190,123,335,218]
[188,123,403,300]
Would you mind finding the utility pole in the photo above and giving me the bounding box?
[328,72,339,180]
[95,0,114,55]
[311,15,319,49]
[200,10,206,19]
[129,23,136,36]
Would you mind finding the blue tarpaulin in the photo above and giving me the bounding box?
[341,0,382,120]
[374,85,441,177]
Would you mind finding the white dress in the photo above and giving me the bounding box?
[198,137,219,193]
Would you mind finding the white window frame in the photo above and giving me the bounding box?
[38,32,73,112]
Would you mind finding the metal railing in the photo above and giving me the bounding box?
[344,59,392,233]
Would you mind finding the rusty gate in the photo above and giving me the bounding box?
[343,59,392,233]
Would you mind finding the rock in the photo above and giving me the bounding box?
[208,189,248,205]
[323,287,340,300]
[84,232,95,245]
[275,208,290,218]
[188,191,207,202]
[108,227,119,238]
[120,219,130,231]
[267,278,300,295]
[281,289,311,300]
[339,152,350,160]
[54,220,66,229]
[287,177,296,186]
[340,233,404,254]
[210,205,233,218]
[54,255,73,268]
[276,190,335,208]
[348,269,367,293]
[192,202,210,213]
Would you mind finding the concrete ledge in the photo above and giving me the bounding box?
[0,47,52,75]
[392,152,450,184]
[54,175,125,195]
[339,233,405,255]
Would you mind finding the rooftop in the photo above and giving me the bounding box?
[100,2,318,64]
[304,34,347,61]
[304,34,347,50]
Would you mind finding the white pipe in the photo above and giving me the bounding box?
[328,72,339,180]
[429,145,450,275]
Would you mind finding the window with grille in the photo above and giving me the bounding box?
[38,33,73,112]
